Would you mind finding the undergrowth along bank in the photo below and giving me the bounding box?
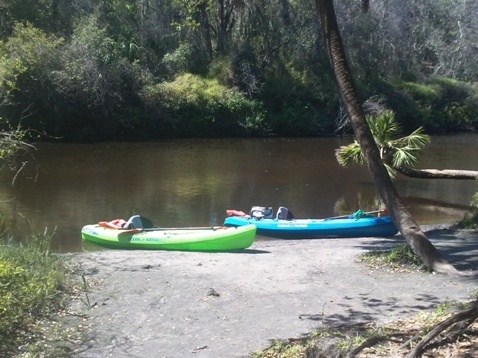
[0,227,75,356]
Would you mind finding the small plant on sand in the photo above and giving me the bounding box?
[455,192,478,229]
[358,243,430,272]
[251,333,327,358]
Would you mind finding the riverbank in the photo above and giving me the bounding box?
[67,227,478,357]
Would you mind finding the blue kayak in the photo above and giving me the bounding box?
[224,207,398,239]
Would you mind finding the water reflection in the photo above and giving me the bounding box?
[0,134,476,252]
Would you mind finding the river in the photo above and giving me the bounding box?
[0,133,476,252]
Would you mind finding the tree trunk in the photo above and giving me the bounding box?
[397,166,478,180]
[314,0,458,275]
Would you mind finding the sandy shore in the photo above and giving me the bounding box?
[68,227,478,358]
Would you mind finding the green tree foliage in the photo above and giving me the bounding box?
[99,0,141,61]
[49,15,135,138]
[0,0,477,141]
[162,43,195,77]
[0,50,25,96]
[0,22,63,133]
[392,77,478,133]
[141,73,268,137]
[30,14,146,140]
[262,63,338,136]
[0,0,58,36]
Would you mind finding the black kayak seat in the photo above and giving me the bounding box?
[123,215,154,229]
[276,206,295,220]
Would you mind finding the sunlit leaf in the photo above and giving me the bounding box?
[335,141,364,166]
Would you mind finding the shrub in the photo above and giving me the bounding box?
[161,42,195,77]
[261,64,337,136]
[456,192,478,229]
[0,229,71,355]
[141,73,269,137]
[393,78,478,133]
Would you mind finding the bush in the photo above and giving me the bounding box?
[393,78,478,133]
[261,64,338,137]
[0,229,71,355]
[456,193,478,229]
[141,73,269,137]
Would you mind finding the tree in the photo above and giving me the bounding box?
[0,34,37,184]
[314,0,458,275]
[336,108,430,178]
[336,108,478,180]
[172,0,240,56]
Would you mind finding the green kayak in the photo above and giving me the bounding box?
[81,223,256,251]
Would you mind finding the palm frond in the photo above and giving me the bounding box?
[384,162,397,179]
[335,141,364,167]
[392,127,430,151]
[366,110,400,144]
[390,127,430,167]
[392,146,420,167]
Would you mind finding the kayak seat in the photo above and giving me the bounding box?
[250,206,273,220]
[276,206,294,220]
[123,215,155,229]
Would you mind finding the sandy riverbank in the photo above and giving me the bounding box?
[67,227,478,358]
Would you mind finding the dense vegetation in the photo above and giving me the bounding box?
[0,0,477,141]
[0,228,74,356]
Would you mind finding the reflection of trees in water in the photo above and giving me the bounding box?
[334,192,470,224]
[402,197,470,225]
[334,193,383,215]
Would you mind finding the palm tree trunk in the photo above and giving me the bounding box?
[396,166,478,180]
[314,0,457,274]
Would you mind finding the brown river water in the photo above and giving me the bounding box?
[0,133,476,252]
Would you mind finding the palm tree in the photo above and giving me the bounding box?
[314,0,458,274]
[335,109,430,178]
[336,109,478,180]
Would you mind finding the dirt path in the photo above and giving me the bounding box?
[69,227,478,358]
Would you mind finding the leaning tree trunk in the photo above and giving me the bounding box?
[396,166,478,180]
[314,0,458,275]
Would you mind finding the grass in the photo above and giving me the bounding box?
[454,195,478,229]
[358,243,430,273]
[0,227,76,357]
